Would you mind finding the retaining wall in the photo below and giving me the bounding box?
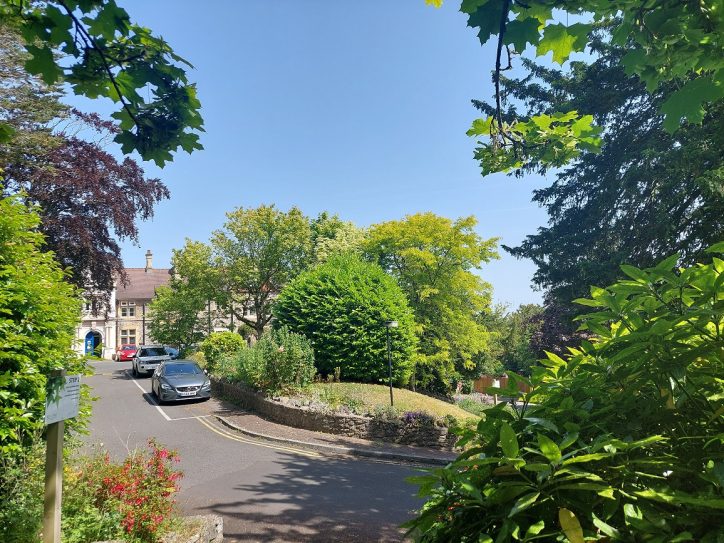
[211,378,457,450]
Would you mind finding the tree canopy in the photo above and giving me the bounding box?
[0,26,170,301]
[483,31,724,348]
[364,212,498,393]
[427,0,723,175]
[0,0,203,165]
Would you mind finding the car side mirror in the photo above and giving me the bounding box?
[204,369,209,375]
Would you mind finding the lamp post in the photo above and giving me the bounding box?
[384,320,398,406]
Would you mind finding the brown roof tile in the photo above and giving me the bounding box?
[117,268,171,300]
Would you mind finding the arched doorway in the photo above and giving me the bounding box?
[84,330,102,356]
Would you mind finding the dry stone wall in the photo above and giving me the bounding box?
[211,378,457,450]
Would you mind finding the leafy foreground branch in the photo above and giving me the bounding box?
[405,244,724,542]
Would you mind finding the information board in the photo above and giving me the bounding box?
[44,374,81,425]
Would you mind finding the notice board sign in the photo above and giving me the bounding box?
[45,374,81,425]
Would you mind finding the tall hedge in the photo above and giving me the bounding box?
[274,254,417,384]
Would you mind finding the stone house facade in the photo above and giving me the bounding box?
[74,250,171,358]
[74,250,259,359]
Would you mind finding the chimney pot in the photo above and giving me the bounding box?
[145,250,153,271]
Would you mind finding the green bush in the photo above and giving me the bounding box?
[0,194,84,455]
[230,326,316,394]
[0,437,44,543]
[405,247,724,542]
[1,194,90,543]
[455,397,489,417]
[200,331,246,372]
[274,254,417,384]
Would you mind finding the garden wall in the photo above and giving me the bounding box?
[211,378,457,450]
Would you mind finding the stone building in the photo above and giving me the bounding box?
[74,250,171,358]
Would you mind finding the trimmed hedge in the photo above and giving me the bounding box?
[274,254,417,384]
[199,331,245,372]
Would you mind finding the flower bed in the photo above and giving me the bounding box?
[212,378,459,450]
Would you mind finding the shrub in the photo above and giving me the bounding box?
[274,254,417,384]
[405,247,724,542]
[454,397,489,417]
[200,331,246,372]
[231,326,316,394]
[63,440,183,543]
[0,194,84,455]
[0,437,44,543]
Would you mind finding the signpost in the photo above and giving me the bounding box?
[43,370,81,543]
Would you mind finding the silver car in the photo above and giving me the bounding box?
[132,345,171,377]
[151,360,211,404]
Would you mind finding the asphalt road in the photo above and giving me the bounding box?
[84,361,426,542]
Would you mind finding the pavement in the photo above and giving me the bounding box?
[208,395,459,467]
[85,360,457,542]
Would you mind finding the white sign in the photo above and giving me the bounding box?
[45,375,81,425]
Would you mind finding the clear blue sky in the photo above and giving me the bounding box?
[68,0,550,308]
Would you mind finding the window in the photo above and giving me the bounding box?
[84,302,91,311]
[120,303,136,317]
[120,329,136,345]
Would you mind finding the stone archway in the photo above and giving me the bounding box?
[84,330,102,356]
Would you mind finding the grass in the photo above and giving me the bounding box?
[295,382,479,422]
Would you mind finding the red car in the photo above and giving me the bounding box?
[113,344,137,361]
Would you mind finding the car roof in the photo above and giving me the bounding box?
[162,359,199,365]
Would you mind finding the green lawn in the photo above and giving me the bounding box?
[296,382,479,422]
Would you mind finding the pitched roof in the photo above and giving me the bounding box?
[116,268,171,300]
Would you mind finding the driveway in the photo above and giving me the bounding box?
[84,361,426,542]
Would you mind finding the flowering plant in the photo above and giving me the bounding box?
[65,440,182,542]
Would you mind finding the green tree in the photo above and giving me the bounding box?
[476,303,543,376]
[0,0,203,165]
[274,254,418,384]
[364,212,498,393]
[310,211,366,263]
[147,240,219,352]
[405,247,724,542]
[426,1,723,175]
[497,39,723,302]
[212,205,313,339]
[147,284,205,355]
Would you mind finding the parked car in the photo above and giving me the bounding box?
[164,346,180,359]
[113,344,137,362]
[151,360,211,404]
[132,345,171,377]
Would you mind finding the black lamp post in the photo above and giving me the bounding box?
[384,320,398,406]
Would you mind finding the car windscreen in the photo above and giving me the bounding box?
[164,364,202,375]
[122,345,136,350]
[140,347,166,357]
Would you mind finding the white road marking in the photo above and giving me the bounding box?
[127,370,171,421]
[126,369,211,422]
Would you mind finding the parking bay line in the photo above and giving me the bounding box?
[196,416,321,458]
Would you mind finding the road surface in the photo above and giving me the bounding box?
[84,361,427,542]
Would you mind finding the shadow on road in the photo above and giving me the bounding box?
[187,451,423,542]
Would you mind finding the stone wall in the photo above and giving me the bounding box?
[96,514,223,543]
[212,378,457,450]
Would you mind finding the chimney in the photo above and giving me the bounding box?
[145,250,153,271]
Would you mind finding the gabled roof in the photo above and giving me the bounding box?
[116,268,171,300]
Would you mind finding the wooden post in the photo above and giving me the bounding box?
[43,370,65,543]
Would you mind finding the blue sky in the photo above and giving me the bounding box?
[68,0,551,308]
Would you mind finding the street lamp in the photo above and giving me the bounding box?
[384,320,398,406]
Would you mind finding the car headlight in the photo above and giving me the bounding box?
[201,380,211,389]
[160,383,172,390]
